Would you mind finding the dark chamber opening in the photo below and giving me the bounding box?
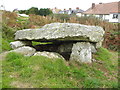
[59,52,71,61]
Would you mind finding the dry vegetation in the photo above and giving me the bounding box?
[2,11,119,51]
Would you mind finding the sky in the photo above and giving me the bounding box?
[0,0,119,11]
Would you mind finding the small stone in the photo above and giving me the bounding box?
[10,41,32,49]
[10,46,36,56]
[34,51,65,60]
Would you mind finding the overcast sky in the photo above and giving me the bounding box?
[0,0,118,11]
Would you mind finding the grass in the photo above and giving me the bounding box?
[2,47,118,88]
[32,41,53,46]
[2,39,13,52]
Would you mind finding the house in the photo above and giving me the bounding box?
[58,7,84,16]
[83,1,120,23]
[51,7,61,14]
[59,9,68,14]
[0,5,5,10]
[74,7,84,17]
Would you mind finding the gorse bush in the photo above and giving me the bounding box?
[2,24,15,51]
[2,11,118,31]
[2,24,15,39]
[28,14,54,27]
[51,14,71,22]
[2,11,18,28]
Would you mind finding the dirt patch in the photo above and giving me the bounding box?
[33,66,40,71]
[0,51,9,60]
[11,81,33,88]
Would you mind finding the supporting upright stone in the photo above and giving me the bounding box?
[70,42,92,63]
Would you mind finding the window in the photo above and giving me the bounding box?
[113,14,118,19]
[99,15,103,19]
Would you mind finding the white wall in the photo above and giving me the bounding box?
[118,14,120,23]
[109,13,119,23]
[76,13,82,17]
[94,14,109,21]
[103,15,109,21]
[83,14,119,23]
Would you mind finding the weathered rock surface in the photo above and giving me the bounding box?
[15,23,105,43]
[10,46,36,56]
[90,44,97,53]
[10,41,32,49]
[34,51,65,59]
[70,42,92,63]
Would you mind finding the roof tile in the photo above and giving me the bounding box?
[84,1,120,14]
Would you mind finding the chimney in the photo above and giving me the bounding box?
[118,1,120,13]
[69,8,72,10]
[99,2,102,4]
[76,7,79,10]
[92,3,95,9]
[55,7,57,9]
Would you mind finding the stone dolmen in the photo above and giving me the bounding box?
[9,23,105,63]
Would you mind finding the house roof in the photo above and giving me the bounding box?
[83,1,120,14]
[59,9,84,14]
[73,9,84,13]
[51,8,61,13]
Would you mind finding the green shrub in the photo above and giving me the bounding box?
[2,39,13,52]
[2,24,15,39]
[1,24,15,51]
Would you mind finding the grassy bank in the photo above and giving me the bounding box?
[2,47,118,88]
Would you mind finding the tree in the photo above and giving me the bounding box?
[39,8,53,16]
[18,10,26,14]
[27,7,39,15]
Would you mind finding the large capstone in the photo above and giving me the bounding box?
[15,23,105,45]
[70,42,92,63]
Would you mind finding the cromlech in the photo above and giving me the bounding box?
[9,23,105,63]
